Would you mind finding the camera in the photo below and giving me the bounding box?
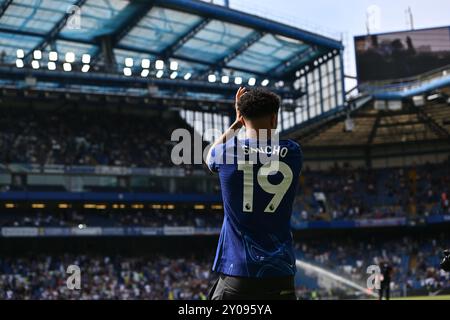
[441,250,450,272]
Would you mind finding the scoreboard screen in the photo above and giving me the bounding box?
[354,26,450,83]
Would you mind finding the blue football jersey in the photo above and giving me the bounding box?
[208,137,303,278]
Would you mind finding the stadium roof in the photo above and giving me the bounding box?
[0,0,343,80]
[286,90,450,149]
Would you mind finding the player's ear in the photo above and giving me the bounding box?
[241,116,247,128]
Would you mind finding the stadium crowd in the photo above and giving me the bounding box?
[1,233,448,300]
[0,210,223,229]
[296,233,450,296]
[2,162,448,229]
[1,159,449,229]
[0,108,187,168]
[0,107,449,227]
[293,160,450,222]
[0,253,214,300]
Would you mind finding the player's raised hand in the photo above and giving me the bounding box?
[235,86,247,107]
[234,87,247,127]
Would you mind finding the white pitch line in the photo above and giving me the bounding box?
[296,259,378,298]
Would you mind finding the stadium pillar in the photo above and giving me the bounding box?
[222,115,227,133]
[169,178,176,193]
[365,113,381,169]
[332,55,339,108]
[339,52,346,106]
[305,70,310,121]
[118,176,130,191]
[364,147,372,169]
[99,36,116,72]
[318,62,324,115]
[11,172,26,190]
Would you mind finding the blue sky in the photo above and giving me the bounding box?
[224,0,450,77]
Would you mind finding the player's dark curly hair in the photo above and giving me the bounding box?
[237,88,280,120]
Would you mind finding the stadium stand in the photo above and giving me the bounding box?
[0,0,449,301]
[295,232,450,298]
[1,231,449,300]
[293,159,450,223]
[0,208,224,228]
[0,158,448,229]
[0,107,187,168]
[0,252,215,300]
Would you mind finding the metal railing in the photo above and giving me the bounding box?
[203,0,342,41]
[360,65,450,94]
